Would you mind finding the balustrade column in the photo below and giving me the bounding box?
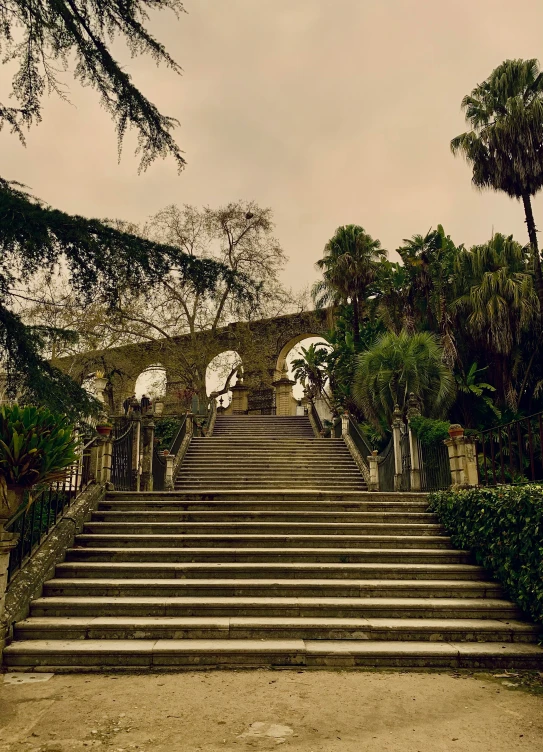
[140,416,155,492]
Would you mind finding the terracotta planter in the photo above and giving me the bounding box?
[96,425,113,436]
[448,424,464,439]
[0,486,25,522]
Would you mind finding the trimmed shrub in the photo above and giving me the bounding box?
[429,485,543,624]
[409,415,450,446]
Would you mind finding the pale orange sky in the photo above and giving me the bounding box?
[2,0,543,289]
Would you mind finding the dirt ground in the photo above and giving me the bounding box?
[1,670,543,752]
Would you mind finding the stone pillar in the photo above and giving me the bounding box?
[272,367,296,417]
[341,412,350,438]
[368,451,379,491]
[406,393,422,492]
[99,435,113,487]
[230,384,249,414]
[445,425,479,487]
[140,416,155,492]
[392,404,403,492]
[165,454,175,491]
[0,522,18,659]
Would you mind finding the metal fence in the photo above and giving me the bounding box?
[418,441,452,491]
[378,438,395,491]
[400,429,411,491]
[111,421,136,491]
[6,433,96,581]
[478,411,543,486]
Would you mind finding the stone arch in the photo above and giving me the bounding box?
[274,332,329,381]
[205,350,242,408]
[134,363,167,401]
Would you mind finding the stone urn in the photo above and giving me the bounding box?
[0,486,25,523]
[448,424,465,439]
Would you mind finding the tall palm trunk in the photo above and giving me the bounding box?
[352,296,360,346]
[522,193,543,319]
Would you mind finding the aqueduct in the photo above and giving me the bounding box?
[54,309,331,415]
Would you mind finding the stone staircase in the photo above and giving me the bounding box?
[4,416,543,671]
[176,416,367,490]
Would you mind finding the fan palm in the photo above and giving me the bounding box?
[353,330,456,430]
[451,59,543,316]
[452,233,538,407]
[312,225,385,345]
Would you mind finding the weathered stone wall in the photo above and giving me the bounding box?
[4,483,105,643]
[53,310,331,411]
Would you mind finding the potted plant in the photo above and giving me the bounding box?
[95,423,113,436]
[0,405,80,520]
[448,424,465,439]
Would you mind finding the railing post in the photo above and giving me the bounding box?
[406,393,422,492]
[368,451,379,491]
[445,425,479,487]
[99,435,113,487]
[165,454,175,491]
[89,439,100,482]
[0,522,19,660]
[341,412,349,438]
[392,404,403,491]
[141,416,155,492]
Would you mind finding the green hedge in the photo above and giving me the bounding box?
[429,485,543,624]
[409,415,450,446]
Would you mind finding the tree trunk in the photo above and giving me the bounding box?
[352,297,360,346]
[521,193,543,319]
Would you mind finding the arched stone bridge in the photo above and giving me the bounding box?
[55,309,331,415]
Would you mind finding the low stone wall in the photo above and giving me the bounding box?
[4,483,105,644]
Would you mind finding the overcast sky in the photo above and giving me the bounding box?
[2,0,543,290]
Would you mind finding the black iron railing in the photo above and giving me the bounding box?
[479,411,543,486]
[309,400,323,434]
[378,438,395,491]
[111,421,136,491]
[152,414,188,490]
[347,416,373,461]
[418,441,452,491]
[6,435,97,581]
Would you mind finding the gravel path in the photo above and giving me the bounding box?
[1,670,542,751]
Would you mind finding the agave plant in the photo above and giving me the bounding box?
[0,405,80,517]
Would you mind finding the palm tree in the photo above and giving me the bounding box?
[353,330,456,430]
[451,59,543,316]
[455,362,501,427]
[312,225,385,345]
[452,233,538,408]
[290,343,332,409]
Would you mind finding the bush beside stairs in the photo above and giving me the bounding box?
[4,415,543,671]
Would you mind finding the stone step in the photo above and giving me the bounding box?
[55,561,488,581]
[74,534,452,549]
[91,511,438,523]
[83,522,444,536]
[42,578,502,600]
[105,491,429,502]
[13,616,540,643]
[173,483,368,489]
[27,596,523,620]
[6,638,542,670]
[66,546,470,563]
[99,500,430,512]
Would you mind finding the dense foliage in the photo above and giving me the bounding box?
[408,416,450,446]
[429,486,543,623]
[0,405,79,495]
